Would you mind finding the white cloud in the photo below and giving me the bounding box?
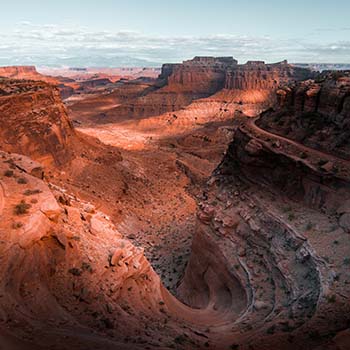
[0,23,349,67]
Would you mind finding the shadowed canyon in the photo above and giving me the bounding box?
[0,57,349,350]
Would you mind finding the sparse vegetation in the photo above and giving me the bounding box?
[81,262,93,273]
[306,222,314,231]
[68,268,82,276]
[326,294,336,303]
[4,170,14,177]
[174,335,187,345]
[17,177,28,184]
[12,222,23,229]
[24,189,42,196]
[282,205,292,213]
[288,213,295,221]
[266,325,276,334]
[14,200,31,215]
[343,257,350,265]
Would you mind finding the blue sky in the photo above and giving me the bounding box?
[1,0,350,66]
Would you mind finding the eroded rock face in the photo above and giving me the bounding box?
[99,57,313,122]
[0,151,172,349]
[225,60,313,90]
[164,56,238,94]
[257,71,350,159]
[0,66,43,80]
[179,105,350,348]
[0,79,76,165]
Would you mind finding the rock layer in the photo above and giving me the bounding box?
[257,70,350,159]
[0,79,76,165]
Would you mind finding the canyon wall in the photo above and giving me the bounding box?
[257,71,350,159]
[178,73,350,349]
[0,65,58,84]
[225,60,313,90]
[0,79,76,165]
[101,57,313,122]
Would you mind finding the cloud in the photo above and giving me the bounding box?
[1,23,349,67]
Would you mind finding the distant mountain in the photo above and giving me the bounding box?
[293,63,350,71]
[0,55,160,68]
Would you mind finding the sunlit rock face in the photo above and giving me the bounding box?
[0,79,76,166]
[225,60,313,90]
[0,61,349,350]
[101,57,313,122]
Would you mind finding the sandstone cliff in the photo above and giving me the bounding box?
[178,92,350,349]
[101,58,313,122]
[225,60,313,90]
[0,79,76,165]
[257,71,350,159]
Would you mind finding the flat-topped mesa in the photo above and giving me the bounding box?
[0,65,38,78]
[0,65,58,84]
[160,56,238,94]
[225,60,313,90]
[0,79,76,166]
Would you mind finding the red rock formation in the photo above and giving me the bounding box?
[225,60,313,90]
[258,70,350,159]
[0,65,58,84]
[163,56,238,94]
[0,79,76,165]
[98,58,314,122]
[179,105,350,348]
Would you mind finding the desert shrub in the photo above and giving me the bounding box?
[326,295,336,303]
[174,335,187,345]
[4,170,14,177]
[14,200,31,215]
[306,222,314,231]
[343,257,350,265]
[24,189,42,196]
[68,268,82,276]
[266,325,276,334]
[288,213,295,221]
[81,262,93,273]
[12,222,23,229]
[17,177,28,184]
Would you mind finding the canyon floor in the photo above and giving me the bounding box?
[65,91,242,293]
[0,60,349,350]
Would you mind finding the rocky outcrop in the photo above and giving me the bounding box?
[0,79,76,165]
[163,56,238,94]
[257,71,350,159]
[77,78,113,91]
[0,151,173,349]
[100,58,314,122]
[0,66,58,84]
[225,60,313,90]
[0,66,40,79]
[178,105,350,348]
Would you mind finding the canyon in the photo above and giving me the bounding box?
[0,57,349,350]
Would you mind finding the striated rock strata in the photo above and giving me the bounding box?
[0,79,76,165]
[257,70,350,159]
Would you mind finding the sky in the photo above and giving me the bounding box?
[1,0,350,67]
